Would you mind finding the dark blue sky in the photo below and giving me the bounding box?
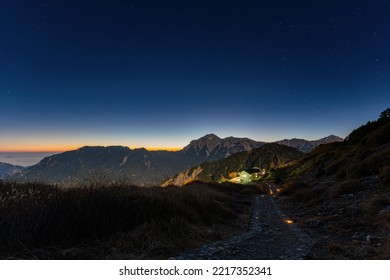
[1,0,390,151]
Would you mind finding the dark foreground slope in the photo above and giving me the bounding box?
[275,108,390,259]
[0,181,260,260]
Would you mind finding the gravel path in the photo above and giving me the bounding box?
[173,184,314,260]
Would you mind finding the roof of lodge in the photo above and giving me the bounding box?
[240,167,261,174]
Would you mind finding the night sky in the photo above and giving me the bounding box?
[1,0,390,152]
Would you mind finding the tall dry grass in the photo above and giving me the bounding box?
[0,181,258,259]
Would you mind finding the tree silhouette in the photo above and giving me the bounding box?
[347,108,390,143]
[379,108,390,120]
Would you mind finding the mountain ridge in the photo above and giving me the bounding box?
[14,134,342,185]
[0,162,25,179]
[275,135,343,153]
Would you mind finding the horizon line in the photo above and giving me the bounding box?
[0,146,184,153]
[0,133,344,153]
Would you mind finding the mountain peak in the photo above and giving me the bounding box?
[183,134,222,155]
[320,135,344,142]
[200,133,221,141]
[183,134,265,160]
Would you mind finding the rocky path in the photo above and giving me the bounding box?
[173,184,314,260]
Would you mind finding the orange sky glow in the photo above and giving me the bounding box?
[0,145,182,153]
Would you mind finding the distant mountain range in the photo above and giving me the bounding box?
[163,143,305,186]
[275,135,343,153]
[14,134,342,185]
[182,133,342,158]
[0,162,25,179]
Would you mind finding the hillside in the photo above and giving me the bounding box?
[18,146,187,186]
[0,162,25,179]
[274,108,390,259]
[284,109,390,182]
[164,143,305,186]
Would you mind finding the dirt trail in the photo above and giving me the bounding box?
[173,184,313,260]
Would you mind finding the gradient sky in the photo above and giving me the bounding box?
[1,0,390,152]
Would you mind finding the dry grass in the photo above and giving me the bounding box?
[0,181,258,259]
[277,181,323,204]
[380,166,390,187]
[278,181,310,196]
[364,196,390,216]
[346,161,370,179]
[327,243,343,253]
[329,180,363,198]
[274,114,390,259]
[277,178,390,259]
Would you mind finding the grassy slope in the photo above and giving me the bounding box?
[175,143,304,184]
[274,111,390,259]
[0,181,260,259]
